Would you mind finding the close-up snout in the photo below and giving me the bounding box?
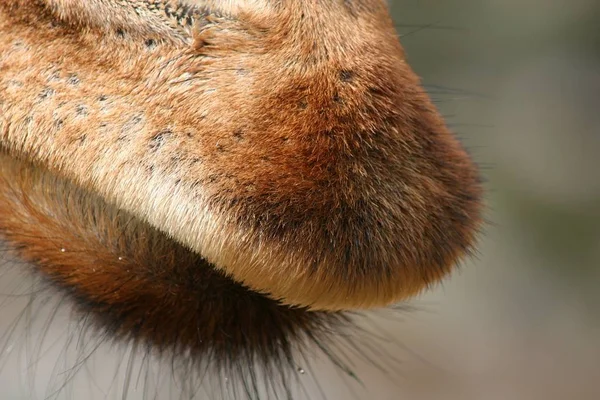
[0,0,482,311]
[0,1,597,400]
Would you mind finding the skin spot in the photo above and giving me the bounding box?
[339,70,354,82]
[368,86,386,97]
[144,38,157,49]
[11,40,28,51]
[38,87,55,100]
[98,96,112,113]
[75,104,89,117]
[232,130,244,142]
[47,70,61,82]
[149,129,171,151]
[67,74,80,85]
[116,28,125,38]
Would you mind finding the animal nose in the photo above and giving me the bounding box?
[0,0,483,311]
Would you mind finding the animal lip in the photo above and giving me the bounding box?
[0,0,483,311]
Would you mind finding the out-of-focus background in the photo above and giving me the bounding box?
[1,1,599,399]
[383,0,600,398]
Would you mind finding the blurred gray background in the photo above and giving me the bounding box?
[384,0,600,398]
[1,0,599,399]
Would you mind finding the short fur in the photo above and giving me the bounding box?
[0,0,482,310]
[0,152,352,382]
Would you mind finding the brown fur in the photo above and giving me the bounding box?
[0,0,482,310]
[0,152,350,368]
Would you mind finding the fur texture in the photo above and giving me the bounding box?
[0,0,482,310]
[0,153,354,386]
[42,0,200,44]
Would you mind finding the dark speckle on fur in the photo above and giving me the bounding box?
[75,104,88,117]
[38,87,55,100]
[144,38,157,49]
[232,130,244,142]
[120,114,144,140]
[149,129,172,151]
[67,74,80,85]
[47,70,61,82]
[339,70,354,82]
